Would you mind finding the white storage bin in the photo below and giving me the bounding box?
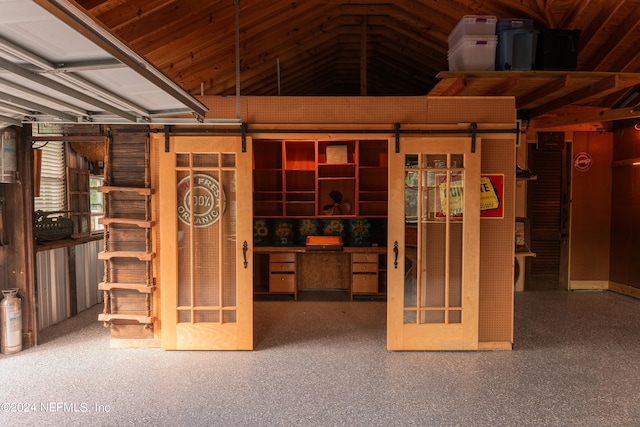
[448,36,497,71]
[448,15,497,47]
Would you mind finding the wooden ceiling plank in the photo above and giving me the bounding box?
[161,2,337,93]
[83,0,172,31]
[214,41,347,96]
[113,0,214,43]
[610,39,640,73]
[517,74,571,109]
[557,0,595,29]
[77,0,129,15]
[148,2,338,77]
[139,1,296,59]
[77,1,640,99]
[182,12,440,95]
[582,5,640,71]
[573,0,625,63]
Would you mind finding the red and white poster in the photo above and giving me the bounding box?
[434,173,504,219]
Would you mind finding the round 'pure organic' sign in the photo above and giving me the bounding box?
[177,173,226,227]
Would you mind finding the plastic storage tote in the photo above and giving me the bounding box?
[496,29,539,70]
[496,18,534,33]
[448,15,497,47]
[448,35,498,71]
[536,29,581,70]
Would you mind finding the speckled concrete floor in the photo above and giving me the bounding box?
[1,290,639,426]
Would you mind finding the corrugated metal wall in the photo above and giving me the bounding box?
[36,240,103,330]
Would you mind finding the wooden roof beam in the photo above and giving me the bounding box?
[528,75,621,117]
[517,74,571,109]
[437,77,466,96]
[489,75,522,96]
[533,106,640,128]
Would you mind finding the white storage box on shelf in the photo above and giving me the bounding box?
[448,15,497,47]
[448,35,498,71]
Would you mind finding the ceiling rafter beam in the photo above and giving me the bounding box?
[557,0,593,29]
[490,75,522,96]
[534,106,640,128]
[573,1,620,56]
[582,6,640,71]
[517,74,571,109]
[529,75,621,117]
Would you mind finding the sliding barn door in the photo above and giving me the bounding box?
[387,137,481,350]
[159,136,253,350]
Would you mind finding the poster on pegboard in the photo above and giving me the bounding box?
[480,174,504,219]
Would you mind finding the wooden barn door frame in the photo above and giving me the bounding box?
[158,135,253,350]
[387,136,481,350]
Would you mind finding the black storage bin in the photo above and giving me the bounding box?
[496,29,539,70]
[536,29,581,70]
[496,18,534,33]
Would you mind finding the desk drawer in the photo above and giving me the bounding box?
[271,252,296,263]
[352,274,378,294]
[270,273,296,293]
[270,262,296,273]
[352,253,377,263]
[352,262,377,273]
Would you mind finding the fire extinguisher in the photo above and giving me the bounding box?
[1,288,22,354]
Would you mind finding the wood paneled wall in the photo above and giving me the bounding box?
[610,121,640,290]
[569,132,612,288]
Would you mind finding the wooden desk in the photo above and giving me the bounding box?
[253,246,387,298]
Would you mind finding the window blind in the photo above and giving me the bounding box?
[34,141,66,212]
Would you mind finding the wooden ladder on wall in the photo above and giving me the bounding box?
[97,132,156,327]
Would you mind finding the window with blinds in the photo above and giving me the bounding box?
[34,141,66,212]
[90,175,104,232]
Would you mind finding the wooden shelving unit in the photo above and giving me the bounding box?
[358,140,388,217]
[253,140,284,217]
[252,139,389,298]
[253,139,388,218]
[285,140,316,217]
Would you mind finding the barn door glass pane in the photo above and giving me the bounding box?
[176,152,237,324]
[404,153,464,324]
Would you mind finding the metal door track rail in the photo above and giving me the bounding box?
[117,122,519,153]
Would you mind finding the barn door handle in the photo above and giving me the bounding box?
[393,241,399,269]
[242,241,248,268]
